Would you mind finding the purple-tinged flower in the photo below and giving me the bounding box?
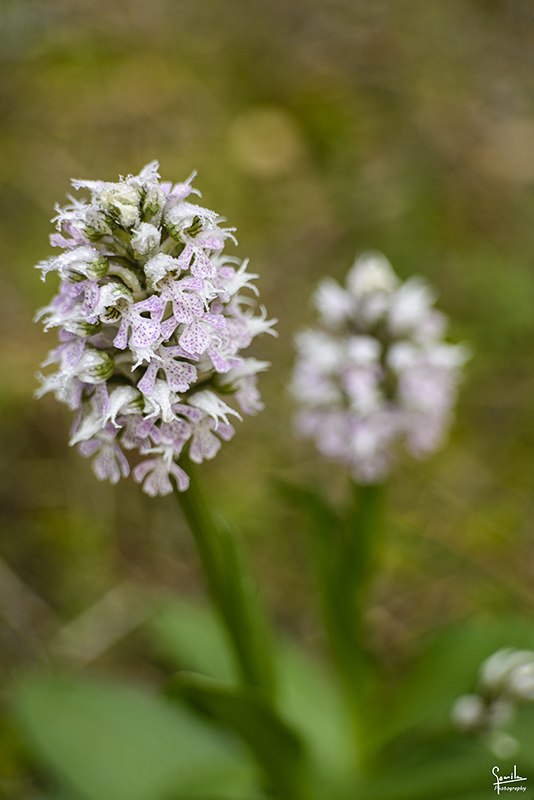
[133,456,189,496]
[35,163,276,495]
[189,418,235,464]
[291,252,469,483]
[78,424,130,485]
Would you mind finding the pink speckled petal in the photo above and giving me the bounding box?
[131,318,160,348]
[179,319,211,354]
[164,360,197,392]
[133,459,156,483]
[190,250,214,279]
[189,420,221,463]
[113,318,129,350]
[138,360,159,395]
[206,314,225,330]
[160,316,178,338]
[172,404,202,424]
[207,346,231,374]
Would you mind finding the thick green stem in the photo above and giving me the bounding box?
[175,454,275,696]
[314,483,385,772]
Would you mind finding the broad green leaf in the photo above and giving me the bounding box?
[152,598,238,683]
[169,672,306,800]
[13,673,260,800]
[276,643,354,790]
[149,599,354,796]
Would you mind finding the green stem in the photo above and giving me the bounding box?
[175,454,275,695]
[314,483,385,772]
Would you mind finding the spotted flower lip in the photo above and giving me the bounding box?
[35,162,276,496]
[290,251,469,483]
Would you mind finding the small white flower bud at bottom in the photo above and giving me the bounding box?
[451,694,486,730]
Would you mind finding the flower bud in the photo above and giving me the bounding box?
[480,648,534,693]
[131,223,161,256]
[164,205,198,241]
[84,208,112,240]
[142,183,166,220]
[144,253,180,289]
[58,246,109,281]
[451,694,486,730]
[96,282,133,322]
[85,254,109,279]
[99,183,141,228]
[76,348,115,383]
[508,662,534,700]
[347,251,399,296]
[68,320,102,337]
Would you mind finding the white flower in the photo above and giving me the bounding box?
[131,223,161,256]
[481,648,534,692]
[188,390,242,426]
[508,662,534,700]
[144,253,182,289]
[291,251,468,482]
[347,251,398,296]
[314,278,352,327]
[35,163,274,495]
[451,694,486,730]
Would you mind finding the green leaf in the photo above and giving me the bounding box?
[168,672,307,800]
[149,599,354,796]
[152,598,238,684]
[276,643,354,795]
[13,673,260,800]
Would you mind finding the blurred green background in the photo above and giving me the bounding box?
[3,0,534,795]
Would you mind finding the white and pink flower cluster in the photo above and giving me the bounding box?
[291,252,468,482]
[35,162,275,496]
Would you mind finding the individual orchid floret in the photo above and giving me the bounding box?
[452,648,534,758]
[35,163,276,495]
[291,251,469,483]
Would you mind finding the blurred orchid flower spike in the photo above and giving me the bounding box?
[35,162,276,496]
[291,251,469,483]
[452,647,534,758]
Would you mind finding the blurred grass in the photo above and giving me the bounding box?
[3,0,534,793]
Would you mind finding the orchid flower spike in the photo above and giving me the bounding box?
[35,162,276,496]
[452,647,534,758]
[290,251,469,483]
